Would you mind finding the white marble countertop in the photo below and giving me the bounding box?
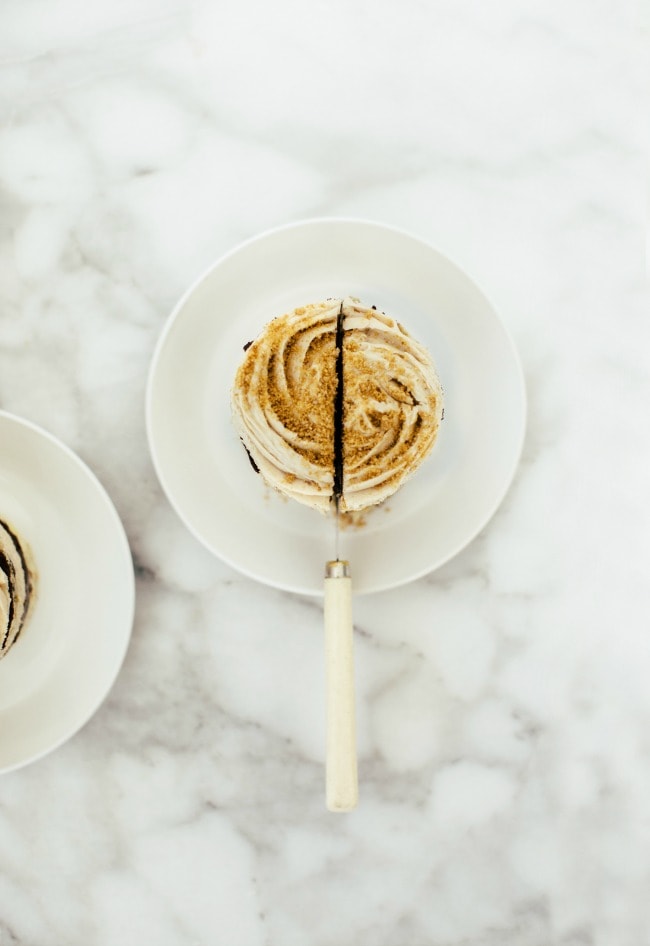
[1,1,648,943]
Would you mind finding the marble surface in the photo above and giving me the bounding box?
[0,0,649,943]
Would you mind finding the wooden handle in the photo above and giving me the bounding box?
[324,561,358,812]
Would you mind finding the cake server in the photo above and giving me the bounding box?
[322,304,358,812]
[323,497,358,811]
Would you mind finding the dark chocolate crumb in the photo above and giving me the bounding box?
[441,408,445,420]
[243,340,253,351]
[241,440,260,474]
[371,305,377,310]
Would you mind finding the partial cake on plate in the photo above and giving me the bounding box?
[0,519,35,659]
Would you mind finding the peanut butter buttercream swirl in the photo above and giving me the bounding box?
[0,519,35,659]
[231,297,443,513]
[232,300,339,512]
[341,299,443,511]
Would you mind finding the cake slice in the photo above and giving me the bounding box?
[232,299,339,512]
[340,299,443,511]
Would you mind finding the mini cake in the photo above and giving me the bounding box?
[0,519,35,659]
[231,297,443,513]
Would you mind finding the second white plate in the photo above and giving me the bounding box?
[146,218,526,595]
[0,412,135,773]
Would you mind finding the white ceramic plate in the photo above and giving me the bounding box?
[147,219,526,595]
[0,412,135,773]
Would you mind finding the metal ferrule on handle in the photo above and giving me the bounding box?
[324,559,358,812]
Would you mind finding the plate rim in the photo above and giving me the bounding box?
[0,409,135,774]
[146,216,527,596]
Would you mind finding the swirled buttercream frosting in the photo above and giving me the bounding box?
[232,297,443,513]
[0,519,35,659]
